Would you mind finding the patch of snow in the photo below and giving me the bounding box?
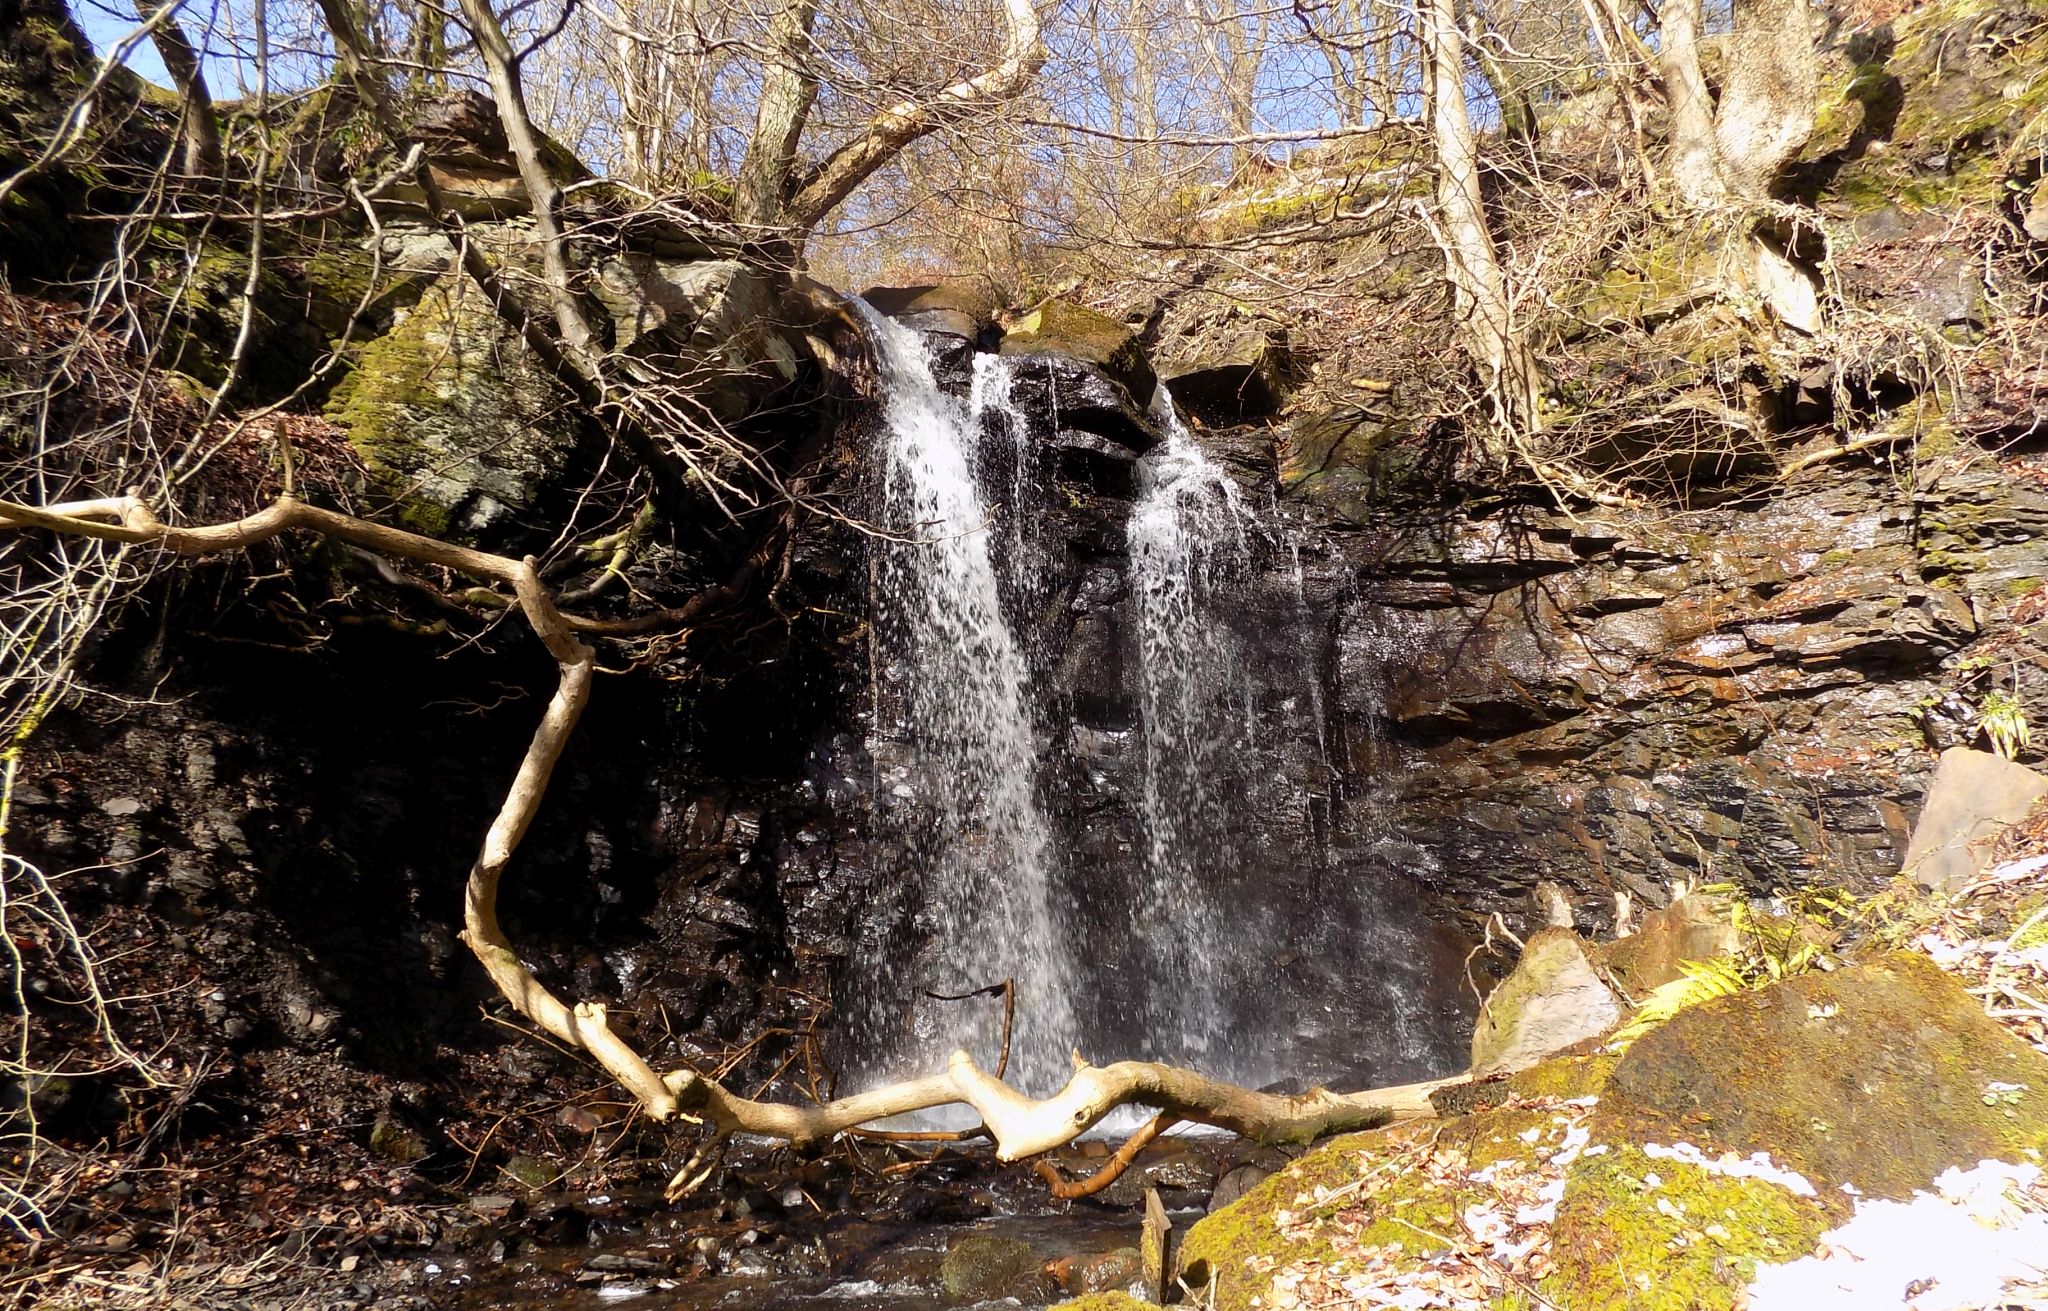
[1515,1178,1566,1226]
[1548,1124,1592,1167]
[1641,1141,1817,1197]
[1747,1160,2048,1311]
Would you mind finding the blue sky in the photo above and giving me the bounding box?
[76,1,174,86]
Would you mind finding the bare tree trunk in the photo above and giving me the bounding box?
[453,0,604,368]
[135,0,224,177]
[1714,0,1818,198]
[1659,0,1726,205]
[731,0,819,233]
[1423,0,1539,458]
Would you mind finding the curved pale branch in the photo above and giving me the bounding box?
[782,0,1046,232]
[4,493,1461,1180]
[668,1048,1453,1162]
[0,493,678,1116]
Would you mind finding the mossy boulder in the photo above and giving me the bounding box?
[1533,949,2048,1310]
[940,1232,1046,1302]
[0,0,160,277]
[1596,951,2048,1200]
[1000,299,1156,404]
[1430,1049,1618,1117]
[1050,1295,1153,1311]
[1545,1140,1834,1311]
[324,275,588,544]
[1179,1105,1593,1311]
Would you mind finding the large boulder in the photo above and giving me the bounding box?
[1589,951,2048,1201]
[324,275,588,544]
[1543,952,2048,1311]
[1469,928,1624,1077]
[1000,299,1157,404]
[1900,747,2048,890]
[1182,954,2048,1311]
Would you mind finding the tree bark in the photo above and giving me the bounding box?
[452,0,604,370]
[1714,0,1818,198]
[135,0,225,178]
[2,492,1464,1181]
[1658,0,1726,206]
[667,1047,1453,1160]
[731,0,820,234]
[1423,0,1540,455]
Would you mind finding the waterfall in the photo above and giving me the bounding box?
[1121,392,1262,1069]
[848,304,1467,1106]
[852,305,1075,1096]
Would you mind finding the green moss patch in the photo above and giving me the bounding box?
[323,275,584,545]
[1049,1295,1153,1311]
[1545,1143,1832,1311]
[1180,1102,1597,1311]
[1598,952,2048,1199]
[999,298,1156,401]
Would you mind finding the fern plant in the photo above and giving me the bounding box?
[1980,689,2031,761]
[1610,957,1752,1049]
[1607,886,1859,1050]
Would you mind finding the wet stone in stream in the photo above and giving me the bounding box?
[433,1135,1246,1309]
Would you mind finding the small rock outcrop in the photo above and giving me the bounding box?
[1900,747,2048,890]
[1469,928,1624,1076]
[941,1232,1047,1302]
[1594,894,1742,996]
[1000,298,1157,403]
[323,276,590,544]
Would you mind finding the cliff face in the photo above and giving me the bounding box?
[7,1,2048,1267]
[1119,0,2048,928]
[1300,460,2041,921]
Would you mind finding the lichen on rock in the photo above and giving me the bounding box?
[322,273,589,543]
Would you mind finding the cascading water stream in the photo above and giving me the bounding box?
[848,305,1468,1107]
[1121,391,1262,1070]
[850,304,1075,1097]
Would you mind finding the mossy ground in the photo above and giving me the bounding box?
[1544,1144,1832,1311]
[1049,1295,1153,1311]
[1181,938,2048,1311]
[1180,1092,1598,1311]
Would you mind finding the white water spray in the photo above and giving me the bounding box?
[852,305,1075,1094]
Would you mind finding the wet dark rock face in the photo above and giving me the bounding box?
[1274,451,2048,927]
